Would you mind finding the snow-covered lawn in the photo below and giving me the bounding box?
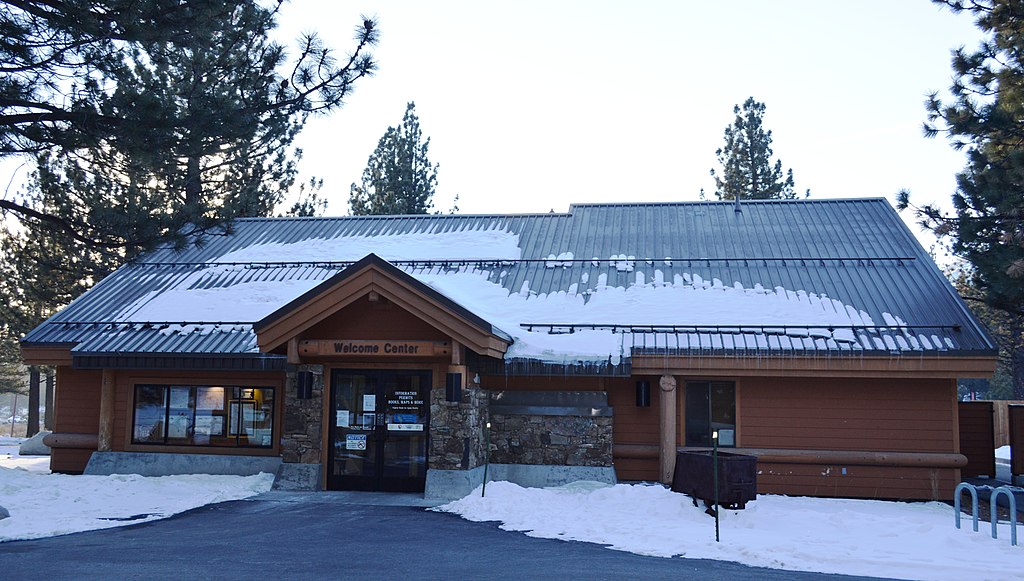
[437,481,1022,581]
[0,439,273,542]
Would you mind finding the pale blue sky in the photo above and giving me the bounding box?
[277,0,983,233]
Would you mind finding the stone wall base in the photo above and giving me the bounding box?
[273,463,322,491]
[424,463,618,502]
[84,451,282,478]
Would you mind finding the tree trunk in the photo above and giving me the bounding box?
[44,369,54,430]
[1011,314,1024,400]
[27,366,40,437]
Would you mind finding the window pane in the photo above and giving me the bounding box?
[251,388,274,447]
[194,387,227,445]
[685,382,711,447]
[133,385,167,444]
[131,384,274,449]
[710,381,736,447]
[685,381,736,448]
[166,386,194,443]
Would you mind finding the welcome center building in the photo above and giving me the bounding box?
[21,199,997,500]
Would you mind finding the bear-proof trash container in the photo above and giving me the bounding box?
[671,450,757,510]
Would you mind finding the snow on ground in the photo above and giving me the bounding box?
[436,481,1022,581]
[0,446,273,542]
[0,438,50,474]
[996,445,1011,461]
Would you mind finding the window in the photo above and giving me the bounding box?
[684,381,736,447]
[132,385,275,448]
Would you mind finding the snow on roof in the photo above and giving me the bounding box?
[213,225,521,263]
[28,200,992,362]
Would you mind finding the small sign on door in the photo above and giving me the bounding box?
[346,434,367,450]
[363,394,376,412]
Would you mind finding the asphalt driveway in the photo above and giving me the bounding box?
[0,491,888,580]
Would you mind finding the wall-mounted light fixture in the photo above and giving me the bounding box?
[296,371,314,400]
[635,380,651,407]
[446,372,462,402]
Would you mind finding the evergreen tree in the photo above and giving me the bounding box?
[349,102,437,215]
[0,1,377,379]
[710,97,805,200]
[1,0,378,252]
[898,0,1024,398]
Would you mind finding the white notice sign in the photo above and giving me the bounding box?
[346,434,367,450]
[387,423,424,432]
[336,410,350,427]
[363,394,376,412]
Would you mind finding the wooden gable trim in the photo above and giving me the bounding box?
[631,353,998,378]
[256,264,508,359]
[21,345,74,366]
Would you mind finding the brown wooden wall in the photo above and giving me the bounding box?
[304,295,447,341]
[51,367,285,473]
[51,367,102,473]
[741,377,959,499]
[741,377,957,453]
[1010,405,1024,476]
[958,401,996,478]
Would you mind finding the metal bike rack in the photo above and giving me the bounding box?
[954,482,1018,546]
[990,486,1018,547]
[954,482,979,532]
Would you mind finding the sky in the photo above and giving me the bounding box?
[273,0,986,242]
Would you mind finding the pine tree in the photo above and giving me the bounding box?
[1,1,378,252]
[349,102,438,215]
[0,1,377,381]
[898,0,1024,398]
[710,97,804,200]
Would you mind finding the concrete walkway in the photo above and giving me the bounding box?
[965,458,1024,517]
[0,490,887,580]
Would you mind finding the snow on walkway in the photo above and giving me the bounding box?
[437,481,1022,581]
[0,446,273,542]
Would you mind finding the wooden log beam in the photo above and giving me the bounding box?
[43,432,99,449]
[97,369,115,452]
[613,444,659,459]
[619,446,968,469]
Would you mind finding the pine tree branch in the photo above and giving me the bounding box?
[0,198,124,248]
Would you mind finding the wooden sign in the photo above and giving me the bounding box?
[298,339,450,358]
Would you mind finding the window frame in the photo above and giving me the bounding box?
[128,381,280,453]
[684,380,737,448]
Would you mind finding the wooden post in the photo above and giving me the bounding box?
[27,366,40,437]
[659,374,678,484]
[44,369,54,431]
[97,369,116,452]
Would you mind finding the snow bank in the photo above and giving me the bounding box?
[996,445,1011,461]
[0,466,273,542]
[437,482,1022,580]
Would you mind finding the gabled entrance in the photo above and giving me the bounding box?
[252,254,511,493]
[328,369,431,492]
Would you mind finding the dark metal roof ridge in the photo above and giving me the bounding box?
[567,197,890,209]
[252,253,512,343]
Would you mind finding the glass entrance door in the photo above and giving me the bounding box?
[328,370,430,492]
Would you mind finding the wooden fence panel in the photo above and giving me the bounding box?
[992,400,1024,447]
[1010,405,1024,477]
[959,402,996,478]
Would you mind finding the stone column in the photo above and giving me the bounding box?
[659,374,677,484]
[282,364,324,464]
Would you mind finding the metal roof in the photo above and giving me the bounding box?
[22,198,998,365]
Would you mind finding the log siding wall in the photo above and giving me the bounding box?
[740,377,959,499]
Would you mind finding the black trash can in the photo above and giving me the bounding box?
[671,450,757,510]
